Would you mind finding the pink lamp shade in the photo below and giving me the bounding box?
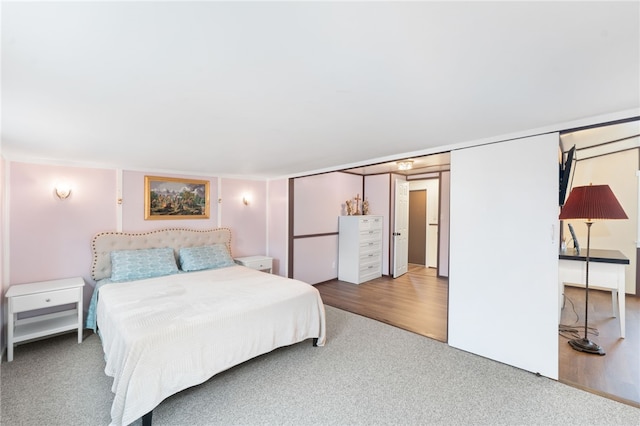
[559,184,628,221]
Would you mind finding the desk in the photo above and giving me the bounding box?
[558,248,628,338]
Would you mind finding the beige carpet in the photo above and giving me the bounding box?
[2,306,638,425]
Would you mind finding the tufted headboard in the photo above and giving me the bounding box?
[91,227,232,281]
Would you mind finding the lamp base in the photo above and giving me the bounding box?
[568,338,605,356]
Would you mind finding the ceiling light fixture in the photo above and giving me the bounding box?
[397,160,413,171]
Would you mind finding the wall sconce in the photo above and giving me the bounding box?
[55,184,72,200]
[242,194,251,206]
[397,160,414,171]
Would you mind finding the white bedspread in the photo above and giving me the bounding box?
[97,265,326,426]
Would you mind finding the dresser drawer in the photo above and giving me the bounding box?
[359,270,381,283]
[360,250,381,263]
[358,217,383,231]
[360,229,381,243]
[359,261,381,275]
[11,288,79,313]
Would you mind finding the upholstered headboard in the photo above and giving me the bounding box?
[91,228,232,281]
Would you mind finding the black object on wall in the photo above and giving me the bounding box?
[559,145,576,206]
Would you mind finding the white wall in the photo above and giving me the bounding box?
[438,171,450,277]
[448,133,559,379]
[0,157,5,351]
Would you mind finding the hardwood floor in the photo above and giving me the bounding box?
[315,264,448,342]
[559,286,639,407]
[315,265,639,408]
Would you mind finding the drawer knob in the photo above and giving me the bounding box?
[45,298,51,302]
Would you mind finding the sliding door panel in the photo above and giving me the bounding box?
[448,133,559,379]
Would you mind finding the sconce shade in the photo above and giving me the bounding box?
[55,186,72,200]
[559,184,628,221]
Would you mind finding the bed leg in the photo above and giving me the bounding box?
[142,410,153,426]
[313,338,318,347]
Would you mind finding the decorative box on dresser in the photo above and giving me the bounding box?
[338,215,383,284]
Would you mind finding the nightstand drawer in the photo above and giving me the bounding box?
[243,259,270,270]
[234,255,273,273]
[11,288,79,313]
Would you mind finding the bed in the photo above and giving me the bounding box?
[89,228,326,426]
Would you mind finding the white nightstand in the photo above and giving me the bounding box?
[234,256,273,273]
[5,277,84,362]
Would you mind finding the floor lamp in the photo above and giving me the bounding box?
[559,184,628,355]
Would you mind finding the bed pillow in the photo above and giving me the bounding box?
[179,244,235,272]
[110,247,178,282]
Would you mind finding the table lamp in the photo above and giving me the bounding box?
[559,184,627,355]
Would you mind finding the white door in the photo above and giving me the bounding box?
[393,180,409,278]
[448,133,559,379]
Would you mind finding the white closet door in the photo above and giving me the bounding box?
[448,133,559,379]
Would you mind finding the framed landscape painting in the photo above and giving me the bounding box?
[144,176,210,220]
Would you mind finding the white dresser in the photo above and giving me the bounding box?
[338,215,383,284]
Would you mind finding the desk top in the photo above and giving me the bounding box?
[559,248,629,265]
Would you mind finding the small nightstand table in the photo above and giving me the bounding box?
[234,256,273,273]
[6,277,84,362]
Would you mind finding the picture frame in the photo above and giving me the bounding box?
[144,175,210,220]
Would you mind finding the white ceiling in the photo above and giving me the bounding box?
[2,1,639,179]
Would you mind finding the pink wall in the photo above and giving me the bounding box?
[220,178,267,257]
[8,162,117,306]
[293,172,363,235]
[5,162,270,316]
[267,179,288,276]
[122,171,219,232]
[292,172,363,283]
[293,235,339,284]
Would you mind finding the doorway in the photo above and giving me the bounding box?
[409,190,426,265]
[407,179,440,271]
